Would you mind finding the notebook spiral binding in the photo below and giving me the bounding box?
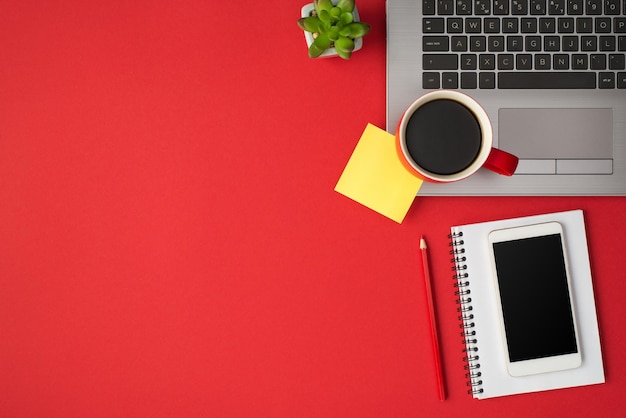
[449,230,484,396]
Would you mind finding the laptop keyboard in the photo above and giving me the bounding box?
[422,0,626,89]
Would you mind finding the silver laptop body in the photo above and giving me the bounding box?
[387,0,626,195]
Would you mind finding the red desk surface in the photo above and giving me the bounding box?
[1,1,624,417]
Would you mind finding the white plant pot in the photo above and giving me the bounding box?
[300,2,364,59]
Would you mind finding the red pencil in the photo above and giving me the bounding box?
[420,236,446,401]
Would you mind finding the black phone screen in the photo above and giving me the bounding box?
[492,233,578,362]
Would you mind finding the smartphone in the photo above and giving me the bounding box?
[488,222,582,377]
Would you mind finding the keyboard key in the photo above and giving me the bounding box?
[591,54,607,69]
[424,18,445,33]
[526,36,542,51]
[581,36,598,51]
[549,0,566,14]
[461,53,478,69]
[512,0,529,14]
[470,36,487,51]
[466,18,482,33]
[489,36,505,51]
[553,54,570,68]
[423,72,441,88]
[442,72,459,88]
[540,18,557,32]
[563,36,579,51]
[423,54,458,69]
[461,72,478,88]
[457,0,473,14]
[423,36,450,51]
[516,54,534,69]
[423,0,436,14]
[531,0,547,14]
[572,54,589,68]
[618,72,626,88]
[598,72,615,88]
[475,0,491,14]
[438,0,455,14]
[498,54,515,69]
[535,54,552,69]
[616,19,626,33]
[494,0,510,14]
[479,72,496,88]
[498,72,596,88]
[544,36,561,50]
[596,18,612,33]
[507,36,524,51]
[576,18,593,33]
[585,0,602,14]
[484,18,500,33]
[480,54,496,69]
[568,0,584,14]
[521,18,538,33]
[610,54,626,69]
[448,18,464,33]
[600,36,616,51]
[558,18,575,33]
[605,0,621,14]
[452,36,469,51]
[503,18,520,33]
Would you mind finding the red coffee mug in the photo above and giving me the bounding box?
[395,90,518,183]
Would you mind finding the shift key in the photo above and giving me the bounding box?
[423,54,458,70]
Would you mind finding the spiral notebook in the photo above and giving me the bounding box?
[450,210,605,399]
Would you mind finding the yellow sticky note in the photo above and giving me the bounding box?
[335,124,423,223]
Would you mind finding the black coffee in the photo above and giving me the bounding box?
[405,99,482,176]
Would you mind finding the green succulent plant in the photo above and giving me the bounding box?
[297,0,371,59]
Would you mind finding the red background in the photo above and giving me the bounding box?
[1,1,624,416]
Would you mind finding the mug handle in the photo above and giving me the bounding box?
[484,148,519,176]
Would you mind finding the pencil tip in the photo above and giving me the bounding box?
[420,236,427,249]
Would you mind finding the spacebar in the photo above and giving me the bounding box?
[498,72,596,89]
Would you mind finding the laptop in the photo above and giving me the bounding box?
[386,0,626,195]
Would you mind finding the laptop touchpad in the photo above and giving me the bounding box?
[498,108,613,159]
